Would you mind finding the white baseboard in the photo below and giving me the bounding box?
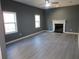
[6,30,47,45]
[64,32,79,35]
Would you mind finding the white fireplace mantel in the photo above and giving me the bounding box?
[52,20,66,32]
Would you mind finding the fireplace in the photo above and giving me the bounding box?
[54,24,63,33]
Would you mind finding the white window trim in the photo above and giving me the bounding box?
[3,11,18,34]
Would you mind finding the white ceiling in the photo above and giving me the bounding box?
[14,0,79,9]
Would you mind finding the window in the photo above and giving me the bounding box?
[35,14,40,28]
[3,11,18,34]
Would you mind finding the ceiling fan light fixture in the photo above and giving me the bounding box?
[45,0,50,7]
[46,0,49,4]
[46,3,50,7]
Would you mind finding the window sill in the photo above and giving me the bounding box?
[5,31,18,35]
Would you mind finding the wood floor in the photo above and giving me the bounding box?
[6,32,79,59]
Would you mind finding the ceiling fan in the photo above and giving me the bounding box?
[45,0,59,7]
[45,0,50,7]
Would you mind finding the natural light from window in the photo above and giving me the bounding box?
[3,11,18,34]
[35,14,40,28]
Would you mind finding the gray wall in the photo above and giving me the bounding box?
[1,0,46,42]
[0,0,7,59]
[1,0,79,42]
[45,5,79,32]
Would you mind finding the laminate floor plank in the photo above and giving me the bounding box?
[6,32,79,59]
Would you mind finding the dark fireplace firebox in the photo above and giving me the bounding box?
[54,24,63,33]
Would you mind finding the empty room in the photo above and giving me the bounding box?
[0,0,79,59]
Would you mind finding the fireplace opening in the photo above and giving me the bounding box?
[54,24,63,33]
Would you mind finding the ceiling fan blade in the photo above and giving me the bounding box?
[51,2,59,4]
